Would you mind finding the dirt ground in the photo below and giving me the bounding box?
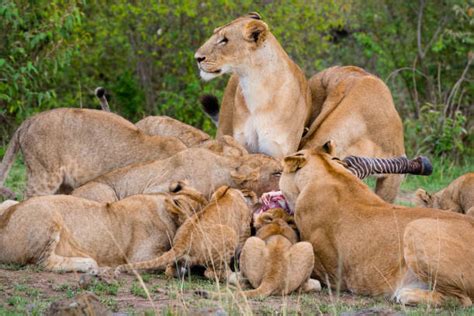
[1,191,473,315]
[0,263,472,315]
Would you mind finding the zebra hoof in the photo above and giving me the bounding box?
[413,156,433,176]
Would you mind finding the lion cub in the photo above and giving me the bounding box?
[0,182,207,272]
[116,186,257,281]
[415,173,474,217]
[235,208,320,297]
[0,108,186,198]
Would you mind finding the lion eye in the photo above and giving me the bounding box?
[218,37,228,45]
[272,171,282,177]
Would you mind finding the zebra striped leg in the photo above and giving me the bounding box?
[343,156,433,180]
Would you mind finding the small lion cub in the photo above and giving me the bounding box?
[116,186,257,281]
[234,208,321,297]
[416,172,474,217]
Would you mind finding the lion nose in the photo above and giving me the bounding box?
[195,55,206,63]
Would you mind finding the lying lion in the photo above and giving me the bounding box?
[236,208,320,297]
[0,108,186,198]
[116,186,257,281]
[195,12,312,158]
[280,142,474,306]
[415,173,474,217]
[0,182,207,272]
[71,147,281,202]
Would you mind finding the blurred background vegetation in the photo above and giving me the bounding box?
[0,0,472,163]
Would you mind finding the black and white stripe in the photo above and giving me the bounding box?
[343,156,433,180]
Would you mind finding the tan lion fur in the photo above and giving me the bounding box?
[237,208,320,297]
[300,66,405,202]
[136,115,248,157]
[0,182,207,272]
[71,148,281,203]
[195,13,312,158]
[279,143,474,306]
[0,200,18,213]
[0,108,186,198]
[115,186,257,281]
[415,173,474,217]
[136,115,211,147]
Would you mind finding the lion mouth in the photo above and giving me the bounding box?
[200,66,221,74]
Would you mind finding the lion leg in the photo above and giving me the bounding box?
[375,174,403,203]
[71,182,118,203]
[40,227,99,273]
[25,169,65,198]
[402,219,474,306]
[466,207,474,217]
[286,241,316,294]
[200,225,238,281]
[239,237,267,289]
[396,288,444,306]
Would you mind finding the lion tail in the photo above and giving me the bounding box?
[115,247,183,274]
[94,87,111,112]
[0,123,25,199]
[241,280,276,298]
[199,94,219,126]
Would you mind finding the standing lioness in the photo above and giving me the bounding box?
[195,12,311,158]
[301,66,405,202]
[280,142,474,306]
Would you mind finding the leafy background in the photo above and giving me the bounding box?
[0,0,472,162]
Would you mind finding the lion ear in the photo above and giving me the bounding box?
[210,186,230,201]
[322,140,336,156]
[243,20,268,44]
[240,189,258,206]
[246,12,262,20]
[283,154,307,173]
[231,165,259,185]
[415,189,432,206]
[169,180,189,193]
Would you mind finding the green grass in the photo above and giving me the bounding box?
[401,156,473,193]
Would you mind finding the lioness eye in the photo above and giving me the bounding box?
[272,171,282,177]
[218,37,228,45]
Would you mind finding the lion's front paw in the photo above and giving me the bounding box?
[301,278,321,293]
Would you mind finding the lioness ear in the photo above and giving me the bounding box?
[240,189,258,206]
[164,198,183,216]
[283,154,307,173]
[210,186,230,201]
[415,189,432,206]
[322,140,336,156]
[243,20,268,44]
[169,180,189,193]
[246,12,262,20]
[260,212,274,224]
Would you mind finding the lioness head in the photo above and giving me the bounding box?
[279,141,351,210]
[195,12,269,81]
[231,154,282,196]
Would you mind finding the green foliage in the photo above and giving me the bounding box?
[404,103,469,159]
[0,0,472,160]
[0,0,86,129]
